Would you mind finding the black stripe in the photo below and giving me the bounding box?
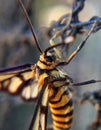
[52,109,73,117]
[37,61,56,71]
[17,79,32,94]
[1,75,31,96]
[2,79,11,91]
[49,90,69,104]
[0,76,32,100]
[54,118,73,125]
[49,88,59,100]
[41,105,48,114]
[39,60,51,66]
[50,98,73,110]
[54,126,71,130]
[54,124,71,130]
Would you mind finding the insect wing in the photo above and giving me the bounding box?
[29,79,49,130]
[0,64,32,74]
[40,86,49,130]
[0,64,40,101]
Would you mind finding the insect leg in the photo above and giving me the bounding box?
[70,79,101,86]
[56,22,97,66]
[49,31,65,59]
[49,10,73,59]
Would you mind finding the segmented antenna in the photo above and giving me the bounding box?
[44,43,64,54]
[17,0,42,54]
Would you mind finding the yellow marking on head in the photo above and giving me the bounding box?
[37,53,56,70]
[40,52,54,62]
[37,61,55,70]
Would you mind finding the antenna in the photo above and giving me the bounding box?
[44,43,64,54]
[17,0,42,54]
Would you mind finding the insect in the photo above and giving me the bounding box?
[0,0,101,130]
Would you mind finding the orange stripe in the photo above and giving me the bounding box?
[52,114,73,122]
[50,104,73,115]
[49,95,70,108]
[49,87,67,102]
[38,73,48,87]
[54,121,72,129]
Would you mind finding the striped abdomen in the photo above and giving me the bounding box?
[49,86,73,130]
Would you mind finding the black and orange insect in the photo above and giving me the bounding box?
[0,0,101,130]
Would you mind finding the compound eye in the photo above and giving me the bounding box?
[45,56,53,62]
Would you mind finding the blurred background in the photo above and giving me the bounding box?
[0,0,101,130]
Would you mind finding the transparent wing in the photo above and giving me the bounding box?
[0,64,32,74]
[29,79,49,130]
[0,64,40,101]
[0,64,50,130]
